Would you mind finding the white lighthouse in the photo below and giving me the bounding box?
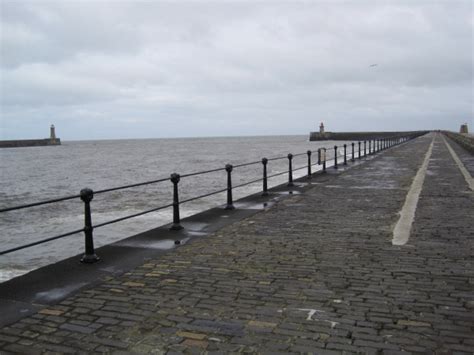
[319,122,325,134]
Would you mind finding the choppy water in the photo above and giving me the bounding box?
[0,135,344,282]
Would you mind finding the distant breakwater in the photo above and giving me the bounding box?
[0,138,61,149]
[309,131,429,141]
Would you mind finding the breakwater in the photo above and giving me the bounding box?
[309,130,429,141]
[0,138,61,148]
[0,124,61,148]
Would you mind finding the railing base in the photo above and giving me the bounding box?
[170,224,184,231]
[81,254,100,264]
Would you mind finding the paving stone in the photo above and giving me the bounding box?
[59,323,96,334]
[175,331,207,340]
[0,334,19,343]
[38,309,64,316]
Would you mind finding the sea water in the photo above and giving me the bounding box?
[0,135,343,281]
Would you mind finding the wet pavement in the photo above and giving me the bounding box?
[0,133,473,354]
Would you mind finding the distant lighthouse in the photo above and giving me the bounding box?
[319,122,325,135]
[49,124,56,143]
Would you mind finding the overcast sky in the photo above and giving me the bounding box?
[1,1,472,140]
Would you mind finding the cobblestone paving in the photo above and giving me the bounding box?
[0,133,473,354]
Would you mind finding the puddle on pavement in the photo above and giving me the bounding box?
[233,201,275,209]
[34,283,88,303]
[293,182,309,187]
[117,237,190,250]
[186,231,207,237]
[276,190,302,195]
[326,184,398,190]
[183,222,208,231]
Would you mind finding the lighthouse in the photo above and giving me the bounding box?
[50,124,57,142]
[319,122,325,135]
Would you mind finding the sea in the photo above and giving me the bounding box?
[0,135,344,282]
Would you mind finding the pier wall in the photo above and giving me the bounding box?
[0,138,61,148]
[309,130,429,141]
[443,131,474,154]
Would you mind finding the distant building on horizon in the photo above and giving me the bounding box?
[460,123,469,134]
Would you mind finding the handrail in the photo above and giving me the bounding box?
[93,203,174,229]
[0,228,85,256]
[0,132,428,260]
[0,194,81,213]
[95,177,170,195]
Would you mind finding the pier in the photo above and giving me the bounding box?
[0,132,473,353]
[0,125,60,149]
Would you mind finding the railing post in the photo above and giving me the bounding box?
[358,141,361,159]
[364,140,367,157]
[80,188,99,263]
[307,150,312,178]
[287,154,294,186]
[170,173,183,230]
[343,144,347,165]
[351,142,355,162]
[334,146,338,169]
[225,164,235,210]
[322,148,326,172]
[262,158,268,196]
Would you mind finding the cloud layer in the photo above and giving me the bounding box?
[1,1,472,139]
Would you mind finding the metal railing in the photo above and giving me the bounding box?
[0,132,427,261]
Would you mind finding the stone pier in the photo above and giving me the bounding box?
[0,133,472,354]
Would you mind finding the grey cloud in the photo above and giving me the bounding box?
[0,1,472,140]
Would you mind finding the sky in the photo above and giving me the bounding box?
[0,0,473,140]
